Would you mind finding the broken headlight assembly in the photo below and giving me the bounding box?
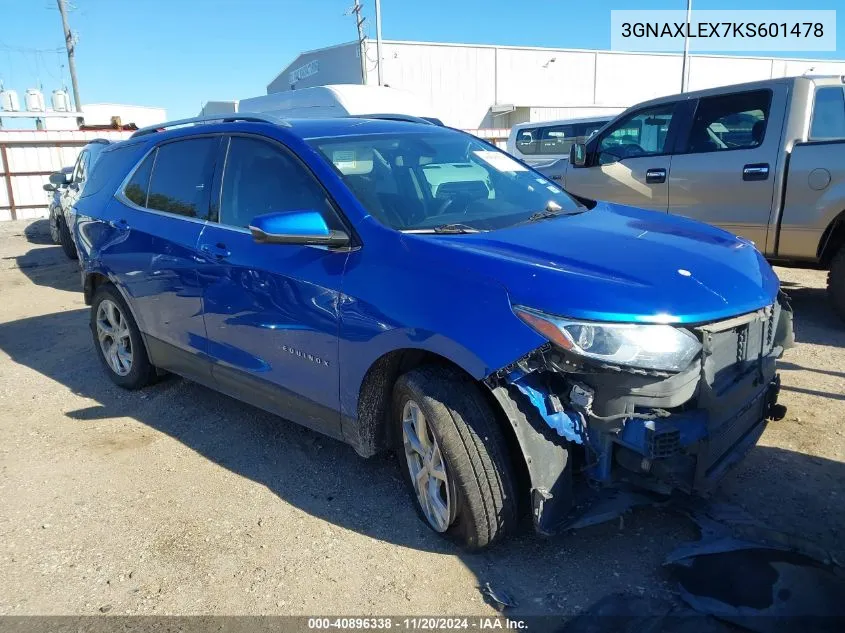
[514,307,702,372]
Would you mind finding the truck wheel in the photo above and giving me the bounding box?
[828,245,845,323]
[90,284,156,390]
[393,366,518,549]
[58,216,78,260]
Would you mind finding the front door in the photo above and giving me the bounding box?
[667,88,783,248]
[565,103,681,212]
[196,134,349,437]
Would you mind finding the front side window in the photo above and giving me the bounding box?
[218,136,338,229]
[310,130,582,232]
[810,87,845,139]
[145,137,217,219]
[685,90,772,153]
[597,105,676,165]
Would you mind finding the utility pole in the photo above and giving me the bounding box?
[374,0,383,86]
[680,0,692,92]
[57,0,81,111]
[352,0,367,84]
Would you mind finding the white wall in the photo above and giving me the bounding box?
[0,130,134,222]
[356,40,845,130]
[367,41,497,128]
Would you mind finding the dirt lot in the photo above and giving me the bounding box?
[0,218,842,617]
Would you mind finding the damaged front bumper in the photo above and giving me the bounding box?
[487,295,795,534]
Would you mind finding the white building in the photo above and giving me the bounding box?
[265,39,845,130]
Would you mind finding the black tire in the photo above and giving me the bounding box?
[48,206,62,244]
[90,284,156,390]
[829,244,845,323]
[58,216,78,260]
[393,366,518,549]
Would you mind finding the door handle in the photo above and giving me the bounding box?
[200,243,231,260]
[645,168,667,184]
[743,163,770,181]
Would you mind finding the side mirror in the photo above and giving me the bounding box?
[249,210,350,248]
[570,143,587,167]
[49,171,71,186]
[43,183,57,192]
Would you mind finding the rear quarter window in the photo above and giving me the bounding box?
[79,143,148,200]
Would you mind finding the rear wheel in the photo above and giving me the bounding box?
[829,244,845,323]
[90,284,156,389]
[58,216,78,260]
[393,366,518,549]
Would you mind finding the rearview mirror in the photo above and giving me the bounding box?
[43,183,57,192]
[249,210,350,248]
[570,142,587,167]
[49,171,71,186]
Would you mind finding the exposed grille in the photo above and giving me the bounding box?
[700,303,779,397]
[647,427,681,459]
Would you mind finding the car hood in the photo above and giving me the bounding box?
[432,202,780,324]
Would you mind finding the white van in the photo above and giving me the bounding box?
[506,116,618,165]
[238,84,443,124]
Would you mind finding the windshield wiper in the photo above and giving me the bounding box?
[431,223,482,234]
[526,209,565,222]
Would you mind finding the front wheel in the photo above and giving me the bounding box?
[393,366,518,549]
[828,244,845,323]
[48,206,62,244]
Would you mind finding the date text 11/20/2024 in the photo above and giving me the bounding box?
[308,618,528,630]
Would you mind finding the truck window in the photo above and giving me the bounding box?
[515,128,539,155]
[685,90,772,153]
[597,105,675,165]
[539,124,577,155]
[810,87,845,140]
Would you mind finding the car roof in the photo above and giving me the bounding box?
[283,117,449,139]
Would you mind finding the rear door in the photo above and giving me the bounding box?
[196,134,349,437]
[104,135,221,380]
[667,88,783,247]
[564,103,682,212]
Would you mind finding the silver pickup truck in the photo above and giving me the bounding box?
[549,76,845,321]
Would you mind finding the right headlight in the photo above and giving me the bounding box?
[515,307,701,372]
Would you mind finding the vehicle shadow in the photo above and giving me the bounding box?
[0,308,843,618]
[5,240,80,294]
[23,218,55,245]
[781,281,845,348]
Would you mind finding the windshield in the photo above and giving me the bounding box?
[309,131,582,232]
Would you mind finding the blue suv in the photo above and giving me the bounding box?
[72,114,793,549]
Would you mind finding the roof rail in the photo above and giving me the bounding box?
[131,113,289,138]
[352,113,438,125]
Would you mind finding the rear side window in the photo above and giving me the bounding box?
[145,137,217,219]
[218,136,339,229]
[72,150,89,184]
[685,90,772,153]
[810,87,845,139]
[124,151,155,207]
[539,124,576,155]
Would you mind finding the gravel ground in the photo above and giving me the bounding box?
[0,218,842,616]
